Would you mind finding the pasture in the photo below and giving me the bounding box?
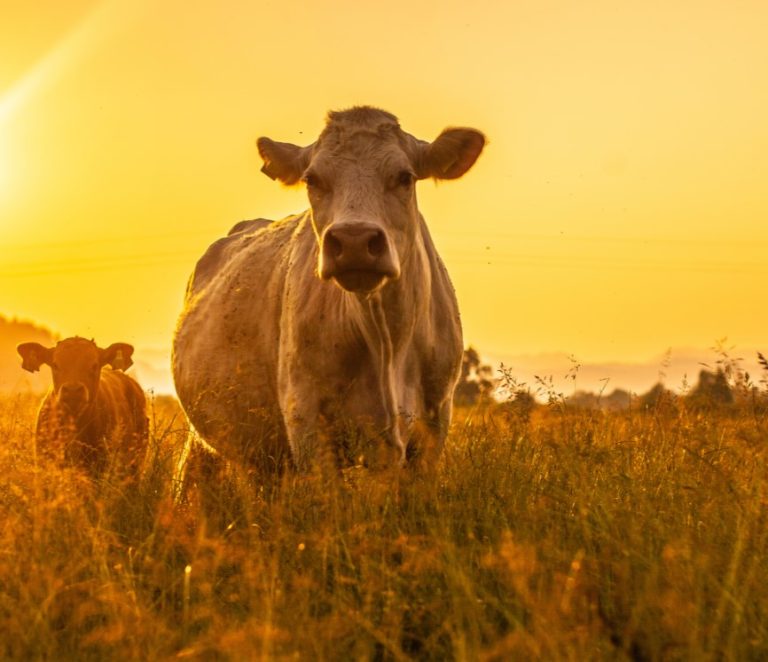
[0,390,766,660]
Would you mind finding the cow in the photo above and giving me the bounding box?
[17,337,148,477]
[173,106,485,472]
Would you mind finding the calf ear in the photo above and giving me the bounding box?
[100,343,134,371]
[257,138,312,185]
[416,128,485,180]
[17,343,53,373]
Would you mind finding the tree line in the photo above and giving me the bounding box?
[454,346,768,413]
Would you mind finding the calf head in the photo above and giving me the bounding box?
[257,106,485,294]
[18,338,134,414]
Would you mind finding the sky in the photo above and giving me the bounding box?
[1,0,767,394]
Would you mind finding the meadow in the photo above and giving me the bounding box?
[0,386,766,660]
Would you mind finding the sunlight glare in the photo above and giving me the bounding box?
[0,1,125,223]
[0,135,7,204]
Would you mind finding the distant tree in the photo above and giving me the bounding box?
[567,388,632,411]
[495,362,538,420]
[603,388,632,411]
[0,315,58,393]
[567,390,600,410]
[638,383,676,412]
[686,369,734,410]
[502,389,537,422]
[454,347,495,406]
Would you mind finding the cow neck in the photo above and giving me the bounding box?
[367,292,403,460]
[339,219,431,463]
[350,218,429,356]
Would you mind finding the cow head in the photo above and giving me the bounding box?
[18,338,134,414]
[257,107,485,294]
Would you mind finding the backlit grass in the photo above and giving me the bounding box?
[0,391,766,659]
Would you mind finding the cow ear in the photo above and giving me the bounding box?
[17,343,53,373]
[257,137,312,185]
[416,128,485,180]
[99,343,134,371]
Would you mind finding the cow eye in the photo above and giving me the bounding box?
[397,170,415,188]
[302,171,322,189]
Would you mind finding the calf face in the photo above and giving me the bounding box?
[257,107,485,294]
[18,338,134,414]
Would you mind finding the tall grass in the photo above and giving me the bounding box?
[0,391,766,659]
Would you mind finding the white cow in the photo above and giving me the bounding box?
[173,106,484,471]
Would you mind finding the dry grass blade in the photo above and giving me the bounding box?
[0,393,767,659]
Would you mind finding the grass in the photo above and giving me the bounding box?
[0,390,767,660]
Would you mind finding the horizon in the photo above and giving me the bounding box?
[1,313,762,398]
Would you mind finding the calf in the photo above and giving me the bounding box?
[18,337,148,477]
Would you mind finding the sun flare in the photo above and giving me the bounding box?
[0,138,8,204]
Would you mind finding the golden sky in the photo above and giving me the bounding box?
[1,0,767,391]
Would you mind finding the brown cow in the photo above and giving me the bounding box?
[18,337,148,477]
[173,106,485,472]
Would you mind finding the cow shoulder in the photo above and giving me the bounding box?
[99,370,147,434]
[187,218,273,296]
[416,219,463,403]
[99,369,141,404]
[118,372,148,439]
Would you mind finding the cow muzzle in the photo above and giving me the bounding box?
[319,223,400,293]
[57,382,89,413]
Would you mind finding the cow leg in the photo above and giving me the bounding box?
[280,389,335,473]
[407,397,451,469]
[435,397,453,451]
[171,428,195,503]
[285,413,317,472]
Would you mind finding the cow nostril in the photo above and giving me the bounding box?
[326,233,343,259]
[368,231,386,258]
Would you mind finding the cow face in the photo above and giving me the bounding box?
[18,338,134,414]
[257,107,485,294]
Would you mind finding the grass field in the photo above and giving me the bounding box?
[0,389,766,660]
